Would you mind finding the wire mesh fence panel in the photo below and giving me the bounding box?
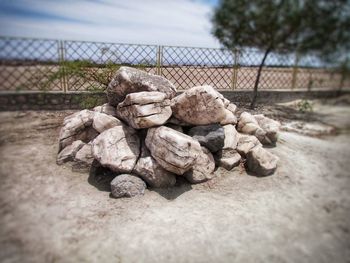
[63,41,158,91]
[0,37,62,91]
[0,36,347,92]
[235,50,296,90]
[161,46,234,90]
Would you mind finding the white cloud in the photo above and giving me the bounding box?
[0,0,221,48]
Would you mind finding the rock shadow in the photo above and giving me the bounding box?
[88,161,118,192]
[149,177,193,200]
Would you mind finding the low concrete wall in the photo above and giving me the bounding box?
[0,91,107,111]
[0,90,348,111]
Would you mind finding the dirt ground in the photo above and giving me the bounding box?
[0,99,350,263]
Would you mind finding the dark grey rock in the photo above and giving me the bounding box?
[110,174,146,198]
[188,124,225,153]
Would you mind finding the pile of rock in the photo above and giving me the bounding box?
[57,66,280,198]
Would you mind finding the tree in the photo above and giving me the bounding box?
[212,0,350,108]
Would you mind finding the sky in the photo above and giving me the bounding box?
[0,0,221,48]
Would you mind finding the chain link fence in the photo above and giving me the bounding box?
[0,36,348,92]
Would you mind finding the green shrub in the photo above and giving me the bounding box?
[297,99,313,113]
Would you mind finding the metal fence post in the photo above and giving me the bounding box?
[291,52,300,90]
[58,40,67,92]
[231,49,239,90]
[156,46,163,76]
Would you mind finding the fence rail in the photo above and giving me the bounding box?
[0,36,348,92]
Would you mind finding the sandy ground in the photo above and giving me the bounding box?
[0,101,350,263]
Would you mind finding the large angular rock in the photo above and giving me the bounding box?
[92,112,122,133]
[188,124,225,153]
[184,147,215,184]
[57,140,85,165]
[93,103,117,117]
[254,114,281,145]
[110,174,146,198]
[145,126,202,175]
[133,144,176,188]
[72,143,95,172]
[246,146,279,176]
[238,112,280,145]
[58,110,98,151]
[171,85,227,125]
[236,133,262,156]
[92,125,140,173]
[107,66,177,106]
[214,149,241,170]
[117,91,172,129]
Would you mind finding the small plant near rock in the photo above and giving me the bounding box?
[297,99,313,113]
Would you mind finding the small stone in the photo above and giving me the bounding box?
[246,146,279,176]
[110,174,146,198]
[214,149,241,170]
[222,124,239,150]
[238,112,280,145]
[56,140,85,165]
[184,147,216,184]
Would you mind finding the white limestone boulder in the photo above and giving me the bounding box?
[237,112,280,145]
[145,126,202,175]
[92,125,140,173]
[58,110,98,151]
[133,144,176,188]
[171,85,227,125]
[92,112,122,133]
[117,91,172,129]
[107,66,177,106]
